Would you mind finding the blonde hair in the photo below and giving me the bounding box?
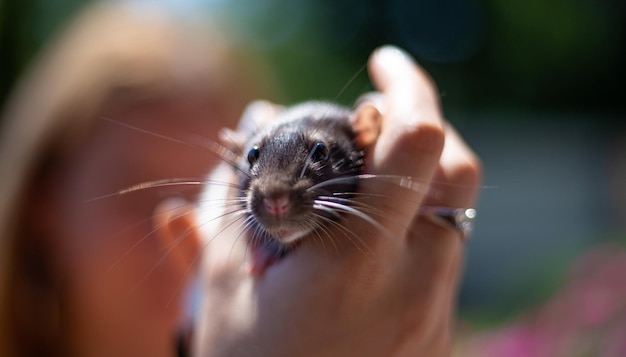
[0,2,273,355]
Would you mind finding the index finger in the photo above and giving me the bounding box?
[364,46,445,219]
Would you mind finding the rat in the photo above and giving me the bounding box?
[216,98,382,275]
[96,96,477,279]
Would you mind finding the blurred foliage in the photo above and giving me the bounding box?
[0,0,86,105]
[1,0,624,117]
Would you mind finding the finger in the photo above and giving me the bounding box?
[368,46,444,177]
[364,46,445,226]
[423,121,482,208]
[410,122,481,248]
[406,121,481,297]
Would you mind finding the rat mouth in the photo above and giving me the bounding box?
[248,234,301,277]
[270,228,307,243]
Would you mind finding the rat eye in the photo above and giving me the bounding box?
[311,141,330,162]
[247,145,260,165]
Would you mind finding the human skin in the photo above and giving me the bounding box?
[31,42,479,356]
[33,93,241,357]
[1,2,273,356]
[161,46,482,357]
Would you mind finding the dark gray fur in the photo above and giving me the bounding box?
[237,101,365,248]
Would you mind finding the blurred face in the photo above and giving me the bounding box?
[42,93,240,357]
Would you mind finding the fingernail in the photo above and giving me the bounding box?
[374,45,414,69]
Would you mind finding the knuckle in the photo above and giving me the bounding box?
[449,155,482,189]
[402,120,445,157]
[461,154,482,183]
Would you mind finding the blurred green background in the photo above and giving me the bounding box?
[2,0,625,326]
[2,0,625,114]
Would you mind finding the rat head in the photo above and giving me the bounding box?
[240,102,365,245]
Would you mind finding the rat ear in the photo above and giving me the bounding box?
[218,128,246,156]
[218,100,284,156]
[351,93,383,149]
[153,197,201,280]
[238,99,284,131]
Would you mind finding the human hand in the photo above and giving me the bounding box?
[161,45,481,357]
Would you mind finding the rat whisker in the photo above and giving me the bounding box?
[299,146,318,180]
[86,178,241,203]
[159,207,248,279]
[306,176,363,192]
[309,174,490,195]
[320,195,412,228]
[109,203,199,272]
[195,198,247,211]
[313,202,343,220]
[101,116,207,150]
[313,218,342,255]
[86,179,202,203]
[313,213,371,257]
[309,221,330,254]
[317,195,386,218]
[228,215,258,266]
[314,200,390,237]
[100,116,252,179]
[164,211,249,308]
[333,64,368,103]
[197,206,250,229]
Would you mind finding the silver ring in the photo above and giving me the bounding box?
[418,206,477,239]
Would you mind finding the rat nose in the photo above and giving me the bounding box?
[263,195,290,216]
